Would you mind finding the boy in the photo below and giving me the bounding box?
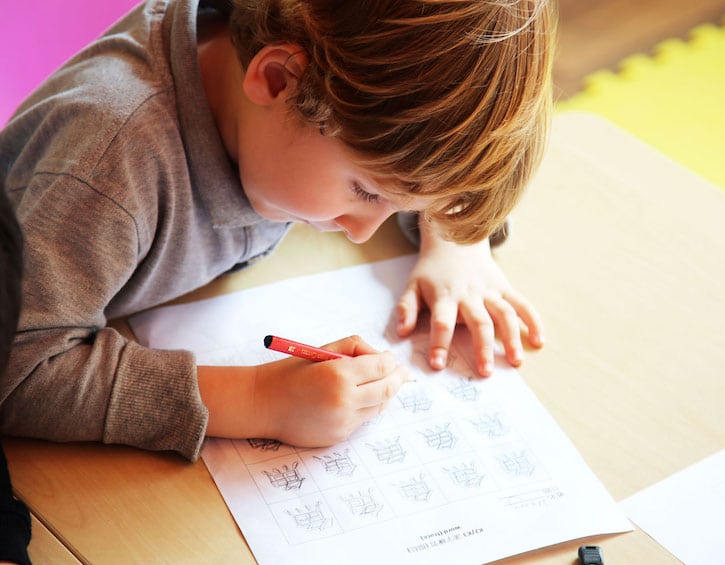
[0,0,554,461]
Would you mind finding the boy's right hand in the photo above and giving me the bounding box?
[253,335,409,446]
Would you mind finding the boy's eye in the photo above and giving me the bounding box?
[352,182,380,203]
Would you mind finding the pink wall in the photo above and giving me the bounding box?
[0,0,140,126]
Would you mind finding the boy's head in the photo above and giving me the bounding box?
[0,189,23,374]
[229,0,556,244]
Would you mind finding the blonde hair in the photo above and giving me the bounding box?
[230,0,556,244]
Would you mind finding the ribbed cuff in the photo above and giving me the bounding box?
[104,342,208,461]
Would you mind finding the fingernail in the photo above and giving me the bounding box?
[397,307,408,323]
[431,349,447,370]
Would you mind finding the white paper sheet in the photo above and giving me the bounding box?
[130,255,631,564]
[620,449,725,565]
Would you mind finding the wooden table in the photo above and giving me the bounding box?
[6,112,725,564]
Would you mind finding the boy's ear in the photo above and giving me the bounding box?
[242,44,308,106]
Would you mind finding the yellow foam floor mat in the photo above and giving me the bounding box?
[557,16,725,189]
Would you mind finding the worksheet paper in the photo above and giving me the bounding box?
[130,254,631,565]
[620,449,725,565]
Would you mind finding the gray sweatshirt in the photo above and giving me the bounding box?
[0,0,289,461]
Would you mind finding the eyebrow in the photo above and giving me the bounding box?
[367,180,424,213]
[355,168,428,213]
[388,192,428,213]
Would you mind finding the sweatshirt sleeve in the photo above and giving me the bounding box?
[1,173,208,461]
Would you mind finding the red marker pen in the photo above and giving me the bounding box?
[264,335,350,362]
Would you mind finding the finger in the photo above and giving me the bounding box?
[484,295,524,368]
[354,363,410,409]
[357,399,393,422]
[343,350,400,386]
[427,298,459,370]
[396,283,421,337]
[323,335,380,357]
[458,301,496,377]
[503,290,545,348]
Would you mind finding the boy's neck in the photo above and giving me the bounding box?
[197,23,242,161]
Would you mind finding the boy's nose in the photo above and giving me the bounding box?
[337,210,394,244]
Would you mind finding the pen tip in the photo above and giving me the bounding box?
[264,335,273,347]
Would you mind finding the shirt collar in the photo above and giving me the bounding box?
[165,0,264,228]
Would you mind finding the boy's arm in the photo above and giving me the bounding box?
[4,328,206,460]
[396,217,544,377]
[197,336,409,447]
[1,175,207,461]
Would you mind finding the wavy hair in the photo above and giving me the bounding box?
[229,0,556,243]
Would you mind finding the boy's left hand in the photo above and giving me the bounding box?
[396,228,544,377]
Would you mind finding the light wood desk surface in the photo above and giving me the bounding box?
[6,112,725,564]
